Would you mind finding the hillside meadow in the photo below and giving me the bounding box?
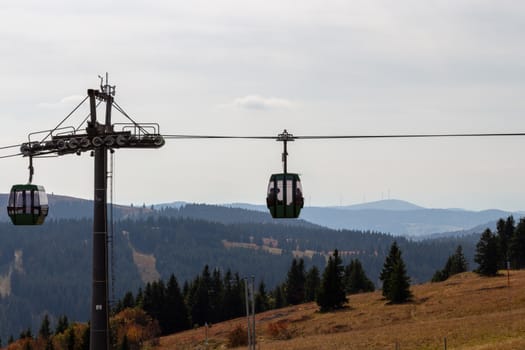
[158,271,525,350]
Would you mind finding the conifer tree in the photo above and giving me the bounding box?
[449,245,468,275]
[165,274,190,333]
[380,242,400,299]
[55,315,69,335]
[304,266,321,302]
[432,245,468,282]
[189,265,212,326]
[316,250,347,312]
[509,218,525,269]
[497,216,515,267]
[344,259,375,294]
[272,284,285,309]
[121,292,136,310]
[254,281,270,313]
[380,242,412,303]
[285,258,306,305]
[39,314,52,339]
[475,228,501,276]
[66,327,75,350]
[222,271,244,319]
[209,268,225,323]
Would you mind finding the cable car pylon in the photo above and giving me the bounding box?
[15,75,165,350]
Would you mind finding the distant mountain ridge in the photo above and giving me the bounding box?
[221,199,521,237]
[332,199,425,211]
[1,195,521,237]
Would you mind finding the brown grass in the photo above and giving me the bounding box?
[157,270,525,350]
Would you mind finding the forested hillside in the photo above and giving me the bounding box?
[0,205,482,341]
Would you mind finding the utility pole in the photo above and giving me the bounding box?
[20,77,165,350]
[244,276,256,350]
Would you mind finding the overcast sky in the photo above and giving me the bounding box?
[1,0,525,211]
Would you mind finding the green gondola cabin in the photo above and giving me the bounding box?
[7,184,49,225]
[266,173,304,218]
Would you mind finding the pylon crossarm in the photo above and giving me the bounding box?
[20,130,164,157]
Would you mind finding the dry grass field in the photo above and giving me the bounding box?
[157,270,525,350]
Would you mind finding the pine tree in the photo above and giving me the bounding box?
[285,258,306,305]
[143,280,169,331]
[475,228,501,276]
[450,245,468,275]
[316,250,347,312]
[209,268,225,323]
[272,284,285,309]
[66,327,75,350]
[380,242,400,299]
[165,274,190,333]
[432,245,468,282]
[39,314,52,339]
[387,259,412,303]
[304,266,321,302]
[509,218,525,269]
[254,281,270,313]
[344,259,375,294]
[380,242,412,304]
[189,265,212,326]
[222,271,244,319]
[121,292,135,309]
[55,315,69,335]
[497,216,515,267]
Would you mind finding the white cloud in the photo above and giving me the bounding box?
[227,95,294,111]
[38,95,86,109]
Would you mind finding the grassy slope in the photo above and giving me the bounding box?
[158,271,525,350]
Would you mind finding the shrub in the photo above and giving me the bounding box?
[227,325,247,348]
[267,321,294,340]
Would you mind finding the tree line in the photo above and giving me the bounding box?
[473,216,525,276]
[1,241,415,350]
[8,213,522,349]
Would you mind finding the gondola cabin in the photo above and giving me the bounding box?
[266,173,304,218]
[7,184,49,225]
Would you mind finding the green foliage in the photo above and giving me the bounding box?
[509,218,525,269]
[55,315,69,335]
[316,250,347,312]
[254,281,270,313]
[475,229,501,276]
[496,216,515,265]
[343,259,375,294]
[285,258,306,305]
[0,208,487,340]
[39,314,52,339]
[380,242,412,304]
[304,266,321,302]
[65,327,75,350]
[432,245,468,282]
[272,284,286,309]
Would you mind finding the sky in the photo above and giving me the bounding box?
[1,0,525,211]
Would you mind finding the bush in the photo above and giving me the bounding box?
[227,325,247,348]
[266,321,294,340]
